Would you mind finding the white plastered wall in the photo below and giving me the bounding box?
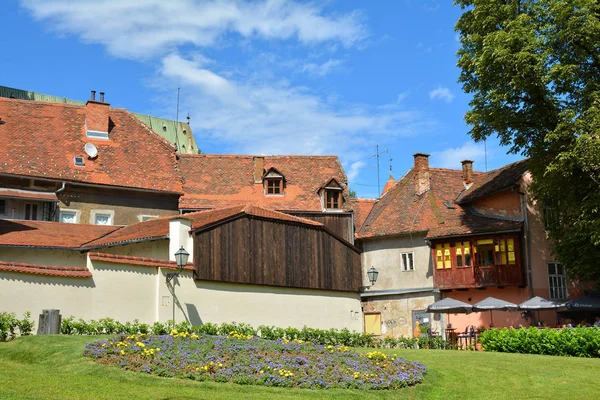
[0,240,363,331]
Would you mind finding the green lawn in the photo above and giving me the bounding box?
[0,335,598,399]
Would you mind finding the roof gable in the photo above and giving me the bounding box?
[457,159,529,204]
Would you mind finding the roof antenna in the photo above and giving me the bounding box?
[174,87,180,152]
[389,157,393,174]
[484,138,488,172]
[186,112,190,123]
[369,145,388,196]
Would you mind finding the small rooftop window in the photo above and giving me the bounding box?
[73,157,85,167]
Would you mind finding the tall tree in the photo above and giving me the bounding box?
[455,0,600,281]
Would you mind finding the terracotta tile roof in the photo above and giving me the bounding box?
[82,216,171,248]
[0,188,58,201]
[0,219,119,248]
[0,97,182,193]
[457,159,529,204]
[88,252,194,271]
[381,174,396,195]
[178,154,349,211]
[0,260,92,278]
[357,167,522,240]
[348,198,377,234]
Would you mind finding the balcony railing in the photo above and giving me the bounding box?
[434,264,524,290]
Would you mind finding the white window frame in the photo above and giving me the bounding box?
[90,209,115,226]
[138,214,158,222]
[400,251,415,272]
[24,203,39,221]
[59,209,80,224]
[547,262,568,300]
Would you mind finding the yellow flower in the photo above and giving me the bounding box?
[218,363,223,367]
[259,370,264,374]
[120,350,125,355]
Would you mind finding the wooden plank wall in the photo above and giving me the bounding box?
[194,216,361,292]
[288,212,354,244]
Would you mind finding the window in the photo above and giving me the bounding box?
[138,214,158,222]
[455,242,472,267]
[494,238,516,265]
[59,210,78,224]
[326,190,341,209]
[24,203,38,220]
[73,157,85,167]
[91,210,114,225]
[266,178,282,195]
[400,252,414,271]
[548,262,567,300]
[0,200,5,215]
[435,243,452,269]
[476,239,495,266]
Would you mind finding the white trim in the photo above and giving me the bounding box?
[90,209,115,226]
[138,214,159,222]
[400,251,415,272]
[86,130,109,139]
[59,208,80,224]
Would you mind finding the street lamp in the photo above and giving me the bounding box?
[167,246,189,329]
[167,246,189,283]
[360,266,379,292]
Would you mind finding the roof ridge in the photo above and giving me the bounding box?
[0,96,83,108]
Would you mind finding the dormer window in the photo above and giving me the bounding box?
[321,178,344,211]
[266,178,282,195]
[326,189,341,209]
[263,167,285,196]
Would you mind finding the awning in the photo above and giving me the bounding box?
[0,188,58,202]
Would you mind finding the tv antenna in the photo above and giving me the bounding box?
[369,145,388,195]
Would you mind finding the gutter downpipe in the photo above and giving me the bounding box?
[55,181,66,194]
[522,192,535,323]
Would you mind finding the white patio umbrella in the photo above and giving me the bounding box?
[472,297,518,327]
[427,297,473,314]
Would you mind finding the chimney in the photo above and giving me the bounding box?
[381,174,396,196]
[253,156,264,183]
[413,153,430,195]
[85,90,110,136]
[461,160,474,187]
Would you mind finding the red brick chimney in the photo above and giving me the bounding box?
[461,160,474,186]
[253,156,264,183]
[85,90,109,136]
[413,153,430,195]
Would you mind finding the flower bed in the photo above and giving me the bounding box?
[84,331,427,390]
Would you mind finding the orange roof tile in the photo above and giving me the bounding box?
[348,198,377,234]
[88,252,194,271]
[82,215,171,248]
[381,174,396,195]
[178,154,349,211]
[0,219,119,248]
[457,159,529,204]
[357,167,522,240]
[0,260,92,278]
[0,97,182,193]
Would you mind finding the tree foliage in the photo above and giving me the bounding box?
[455,0,600,281]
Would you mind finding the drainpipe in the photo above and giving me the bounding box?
[55,181,66,194]
[522,192,535,322]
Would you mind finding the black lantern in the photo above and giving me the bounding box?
[174,246,190,273]
[167,246,189,283]
[367,266,379,286]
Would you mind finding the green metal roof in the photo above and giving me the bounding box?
[0,85,199,154]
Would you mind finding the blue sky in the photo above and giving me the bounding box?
[1,0,523,198]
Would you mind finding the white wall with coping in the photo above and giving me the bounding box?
[0,248,86,267]
[0,245,363,332]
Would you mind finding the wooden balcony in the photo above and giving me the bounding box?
[434,264,524,290]
[431,234,525,290]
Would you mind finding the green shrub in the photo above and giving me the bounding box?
[480,327,600,358]
[0,312,34,341]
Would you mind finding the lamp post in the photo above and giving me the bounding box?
[166,246,189,328]
[360,266,379,292]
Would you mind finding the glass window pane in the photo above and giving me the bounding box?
[60,212,76,224]
[557,263,564,275]
[548,263,556,275]
[95,214,111,225]
[408,253,413,270]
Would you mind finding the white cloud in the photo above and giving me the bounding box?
[429,86,454,103]
[430,141,487,169]
[346,161,366,182]
[301,59,343,76]
[160,54,433,155]
[21,0,367,59]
